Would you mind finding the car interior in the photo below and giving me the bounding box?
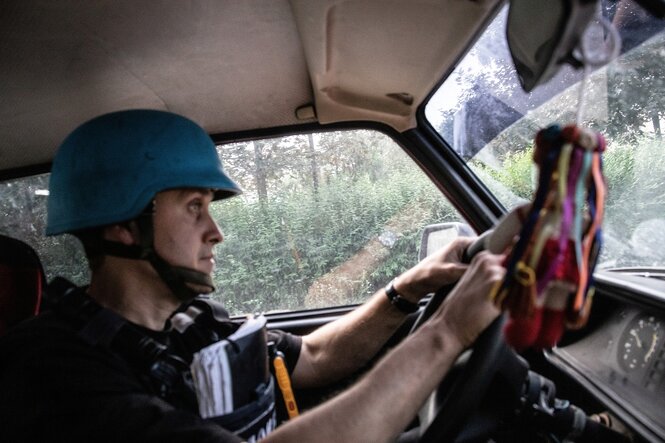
[2,0,665,442]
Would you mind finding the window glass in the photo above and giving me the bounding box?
[0,130,463,315]
[0,174,89,285]
[212,130,462,314]
[425,2,665,270]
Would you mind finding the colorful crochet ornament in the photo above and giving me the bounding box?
[483,124,607,351]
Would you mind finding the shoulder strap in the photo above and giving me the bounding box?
[48,277,125,346]
[168,296,240,360]
[47,277,195,406]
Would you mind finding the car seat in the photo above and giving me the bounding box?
[0,235,45,336]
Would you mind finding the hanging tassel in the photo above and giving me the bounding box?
[487,124,607,351]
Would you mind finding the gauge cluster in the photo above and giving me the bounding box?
[618,314,665,391]
[554,307,665,436]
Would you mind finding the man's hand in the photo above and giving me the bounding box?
[436,251,504,350]
[393,237,476,302]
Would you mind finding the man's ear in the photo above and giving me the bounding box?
[103,222,139,245]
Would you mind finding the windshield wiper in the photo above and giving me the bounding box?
[603,267,665,281]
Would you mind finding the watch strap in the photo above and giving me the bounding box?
[384,279,419,314]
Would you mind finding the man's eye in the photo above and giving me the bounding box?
[189,201,203,213]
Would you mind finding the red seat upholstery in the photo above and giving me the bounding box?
[0,235,45,337]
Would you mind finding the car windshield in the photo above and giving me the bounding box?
[426,1,665,271]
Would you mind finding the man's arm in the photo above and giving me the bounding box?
[291,237,474,388]
[267,251,503,443]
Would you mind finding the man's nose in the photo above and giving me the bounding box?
[207,215,224,245]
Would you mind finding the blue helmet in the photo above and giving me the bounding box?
[47,109,241,235]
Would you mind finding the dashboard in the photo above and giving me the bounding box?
[553,306,665,438]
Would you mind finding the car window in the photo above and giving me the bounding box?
[0,174,88,283]
[0,129,463,315]
[212,130,463,314]
[425,1,665,270]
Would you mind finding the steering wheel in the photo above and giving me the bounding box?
[409,236,513,443]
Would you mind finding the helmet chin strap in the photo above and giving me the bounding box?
[101,240,215,302]
[100,204,215,303]
[146,252,215,301]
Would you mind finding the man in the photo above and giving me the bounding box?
[0,110,503,442]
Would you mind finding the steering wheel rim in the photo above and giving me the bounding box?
[409,286,509,443]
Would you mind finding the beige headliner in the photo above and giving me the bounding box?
[0,0,501,173]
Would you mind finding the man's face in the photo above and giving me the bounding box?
[152,188,223,276]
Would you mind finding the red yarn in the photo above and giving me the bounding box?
[534,308,566,349]
[504,309,542,351]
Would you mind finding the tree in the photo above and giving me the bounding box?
[307,133,320,197]
[252,140,268,202]
[607,33,665,141]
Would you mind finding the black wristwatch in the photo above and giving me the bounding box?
[384,279,419,314]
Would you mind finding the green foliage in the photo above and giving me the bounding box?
[472,148,534,200]
[602,140,636,203]
[0,174,89,286]
[607,33,665,142]
[475,133,665,267]
[211,168,456,314]
[604,137,665,229]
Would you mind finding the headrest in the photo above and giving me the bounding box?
[0,235,45,336]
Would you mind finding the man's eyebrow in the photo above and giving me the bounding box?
[178,188,215,199]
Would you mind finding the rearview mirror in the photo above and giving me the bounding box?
[507,0,597,92]
[419,222,475,261]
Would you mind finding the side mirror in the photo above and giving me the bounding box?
[418,222,476,261]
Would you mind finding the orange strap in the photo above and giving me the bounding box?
[273,355,299,419]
